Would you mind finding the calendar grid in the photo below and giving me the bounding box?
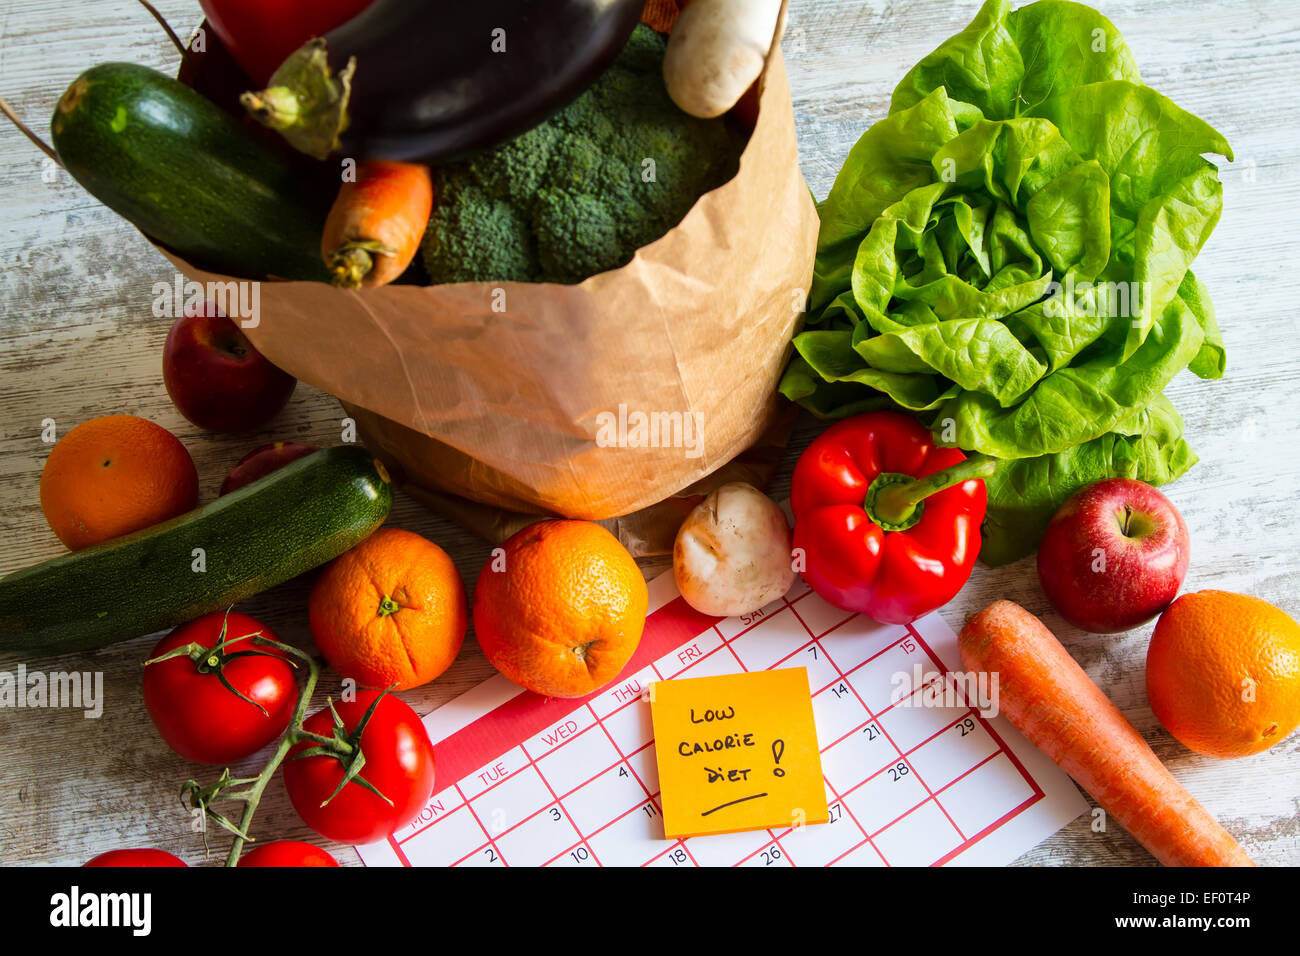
[828,634,970,844]
[368,581,1081,868]
[587,701,656,803]
[772,591,955,862]
[784,592,968,845]
[812,777,885,866]
[520,738,603,867]
[454,781,506,867]
[541,792,666,867]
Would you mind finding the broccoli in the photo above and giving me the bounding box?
[422,24,747,285]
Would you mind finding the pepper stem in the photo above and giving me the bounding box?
[866,454,997,531]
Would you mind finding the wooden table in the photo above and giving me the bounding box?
[1,0,1296,867]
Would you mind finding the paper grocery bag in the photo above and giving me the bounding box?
[162,47,817,552]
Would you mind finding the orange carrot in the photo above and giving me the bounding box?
[641,0,691,34]
[959,600,1254,867]
[321,160,433,290]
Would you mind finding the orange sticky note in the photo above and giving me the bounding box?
[650,668,829,839]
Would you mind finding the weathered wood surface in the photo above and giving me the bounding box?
[0,0,1296,866]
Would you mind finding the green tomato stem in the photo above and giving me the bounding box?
[222,644,322,867]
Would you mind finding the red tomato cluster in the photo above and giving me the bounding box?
[136,610,436,866]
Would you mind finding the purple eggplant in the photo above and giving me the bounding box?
[242,0,646,164]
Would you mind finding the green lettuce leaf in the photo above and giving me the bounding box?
[781,0,1231,564]
[981,394,1198,565]
[891,0,1142,119]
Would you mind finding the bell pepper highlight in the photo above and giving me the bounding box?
[790,412,994,625]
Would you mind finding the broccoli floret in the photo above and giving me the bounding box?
[421,184,535,283]
[533,190,623,282]
[423,24,746,285]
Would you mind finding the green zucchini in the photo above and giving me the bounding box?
[0,446,392,657]
[51,62,331,281]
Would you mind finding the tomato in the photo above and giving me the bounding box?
[237,840,340,867]
[84,849,187,867]
[199,0,377,85]
[143,611,297,765]
[283,691,435,844]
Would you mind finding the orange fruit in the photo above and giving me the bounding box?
[473,520,648,699]
[309,528,468,691]
[1146,590,1300,759]
[39,414,198,551]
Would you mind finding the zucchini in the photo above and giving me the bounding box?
[51,62,331,281]
[0,446,392,657]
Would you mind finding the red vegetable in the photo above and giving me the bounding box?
[199,0,376,85]
[237,840,340,867]
[790,411,993,624]
[143,611,297,765]
[959,601,1255,867]
[84,849,187,867]
[283,690,435,845]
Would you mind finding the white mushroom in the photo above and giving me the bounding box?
[663,0,787,119]
[673,482,796,617]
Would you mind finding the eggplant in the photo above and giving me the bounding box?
[241,0,646,164]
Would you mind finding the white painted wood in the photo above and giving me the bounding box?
[0,0,1296,866]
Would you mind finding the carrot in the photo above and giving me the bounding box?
[321,160,433,290]
[959,600,1254,867]
[641,0,691,34]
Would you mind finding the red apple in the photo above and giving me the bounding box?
[220,441,318,496]
[1036,478,1190,633]
[163,304,296,433]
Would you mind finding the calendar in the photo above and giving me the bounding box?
[356,572,1088,867]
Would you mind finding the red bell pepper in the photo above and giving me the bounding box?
[199,0,376,86]
[790,411,995,625]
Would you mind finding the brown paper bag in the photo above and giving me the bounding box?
[163,43,817,554]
